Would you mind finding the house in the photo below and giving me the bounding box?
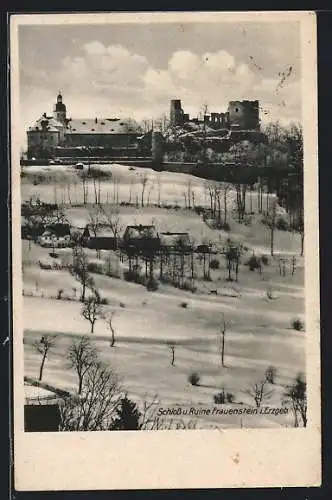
[38,222,71,248]
[122,225,160,254]
[81,224,119,251]
[24,383,62,432]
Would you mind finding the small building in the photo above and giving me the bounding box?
[123,225,160,254]
[82,224,119,251]
[38,222,71,248]
[24,383,62,432]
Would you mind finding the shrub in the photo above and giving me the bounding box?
[179,281,196,292]
[38,260,52,270]
[214,391,226,404]
[242,214,253,226]
[106,269,121,279]
[265,366,277,384]
[247,254,261,271]
[123,269,140,283]
[188,372,200,386]
[221,222,231,231]
[49,252,59,259]
[87,261,105,274]
[180,301,188,308]
[119,302,126,308]
[99,297,110,305]
[209,259,220,269]
[261,255,269,266]
[214,390,235,404]
[146,278,159,291]
[291,318,304,331]
[94,290,109,305]
[226,392,235,403]
[276,217,289,231]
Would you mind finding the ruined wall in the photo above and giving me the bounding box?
[228,100,260,130]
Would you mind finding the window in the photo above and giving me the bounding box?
[235,108,239,112]
[91,128,95,131]
[82,121,86,124]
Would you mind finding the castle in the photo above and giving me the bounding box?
[26,92,141,159]
[169,99,260,131]
[26,93,262,160]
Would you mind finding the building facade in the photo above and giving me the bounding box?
[27,93,141,159]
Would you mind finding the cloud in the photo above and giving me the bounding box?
[168,50,201,80]
[203,50,235,72]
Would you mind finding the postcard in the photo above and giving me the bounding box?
[11,10,321,490]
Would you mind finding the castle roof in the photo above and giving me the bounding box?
[28,115,64,132]
[66,118,140,135]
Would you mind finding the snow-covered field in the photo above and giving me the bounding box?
[21,164,305,429]
[21,162,276,211]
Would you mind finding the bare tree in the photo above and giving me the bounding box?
[157,174,162,207]
[218,313,228,367]
[265,199,277,256]
[33,335,57,381]
[67,337,98,394]
[283,373,307,427]
[298,208,304,257]
[221,182,233,226]
[140,172,148,207]
[187,179,193,210]
[81,295,102,333]
[112,175,120,205]
[167,342,176,367]
[88,206,102,258]
[244,379,273,408]
[235,183,247,222]
[80,170,89,205]
[104,311,117,347]
[224,238,238,281]
[205,182,215,216]
[59,361,123,431]
[70,247,94,302]
[100,205,123,247]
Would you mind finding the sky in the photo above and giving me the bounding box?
[17,20,302,148]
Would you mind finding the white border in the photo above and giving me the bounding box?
[11,11,321,490]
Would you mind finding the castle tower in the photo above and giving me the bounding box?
[227,100,260,130]
[170,99,184,126]
[53,91,67,125]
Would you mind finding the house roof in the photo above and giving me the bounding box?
[25,383,59,405]
[84,224,116,239]
[66,118,140,135]
[124,225,159,240]
[159,232,191,248]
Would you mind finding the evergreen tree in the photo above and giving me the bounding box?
[110,396,142,430]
